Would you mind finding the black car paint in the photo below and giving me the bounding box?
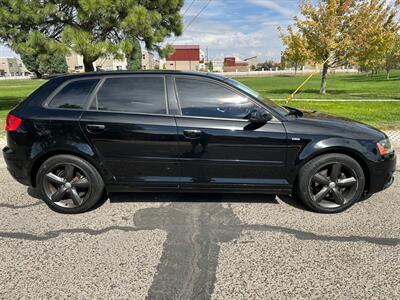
[2,71,396,197]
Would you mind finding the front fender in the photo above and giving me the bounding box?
[297,137,378,166]
[285,137,380,186]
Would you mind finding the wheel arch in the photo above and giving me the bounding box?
[30,149,109,188]
[294,147,371,194]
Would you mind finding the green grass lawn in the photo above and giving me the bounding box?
[0,79,46,131]
[236,71,400,130]
[236,70,400,100]
[0,71,399,135]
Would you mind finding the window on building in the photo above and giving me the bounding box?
[175,78,257,119]
[93,77,166,114]
[49,79,100,109]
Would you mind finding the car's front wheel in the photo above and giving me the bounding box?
[37,154,105,214]
[296,153,365,213]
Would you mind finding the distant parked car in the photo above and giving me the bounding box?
[2,71,396,213]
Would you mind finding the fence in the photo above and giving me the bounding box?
[218,68,359,78]
[0,75,32,80]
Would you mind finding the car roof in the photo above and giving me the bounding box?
[49,70,229,82]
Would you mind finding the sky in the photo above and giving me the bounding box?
[166,0,300,61]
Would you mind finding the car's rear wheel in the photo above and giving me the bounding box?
[37,154,104,214]
[296,154,365,213]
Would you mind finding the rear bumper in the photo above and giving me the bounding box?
[2,146,31,186]
[367,151,397,194]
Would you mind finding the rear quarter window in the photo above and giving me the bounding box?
[48,79,100,109]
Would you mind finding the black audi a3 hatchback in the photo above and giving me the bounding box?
[3,71,396,214]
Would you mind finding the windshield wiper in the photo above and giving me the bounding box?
[283,106,303,117]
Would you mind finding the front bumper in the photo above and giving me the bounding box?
[2,146,31,186]
[367,151,397,194]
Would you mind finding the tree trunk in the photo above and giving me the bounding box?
[294,62,298,76]
[320,63,328,94]
[386,69,390,80]
[83,59,95,72]
[34,71,42,79]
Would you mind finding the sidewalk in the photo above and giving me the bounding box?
[385,131,400,146]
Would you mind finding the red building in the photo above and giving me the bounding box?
[223,57,250,72]
[166,45,201,71]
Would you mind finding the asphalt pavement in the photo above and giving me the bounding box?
[0,148,399,299]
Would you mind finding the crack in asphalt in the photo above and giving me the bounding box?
[0,202,42,209]
[0,226,151,241]
[1,202,399,299]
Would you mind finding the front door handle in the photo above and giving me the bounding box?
[86,124,105,133]
[183,129,202,139]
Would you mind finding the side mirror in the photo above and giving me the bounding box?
[248,108,272,124]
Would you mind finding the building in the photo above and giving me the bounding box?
[166,45,201,71]
[94,55,127,71]
[66,49,156,72]
[142,49,155,70]
[66,51,127,73]
[0,57,30,77]
[66,52,84,73]
[212,58,224,72]
[222,57,250,72]
[244,56,258,69]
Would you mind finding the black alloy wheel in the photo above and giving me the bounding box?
[297,153,365,213]
[37,155,104,214]
[309,162,358,208]
[43,163,90,208]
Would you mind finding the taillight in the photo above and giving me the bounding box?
[5,113,22,131]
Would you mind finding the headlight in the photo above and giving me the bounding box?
[377,138,393,156]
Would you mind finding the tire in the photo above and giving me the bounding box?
[36,154,105,214]
[296,153,365,213]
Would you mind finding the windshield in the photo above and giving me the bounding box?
[225,78,289,116]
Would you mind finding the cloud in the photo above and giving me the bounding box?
[168,16,284,61]
[246,0,296,18]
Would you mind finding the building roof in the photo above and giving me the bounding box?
[172,45,200,50]
[244,56,257,61]
[167,45,200,61]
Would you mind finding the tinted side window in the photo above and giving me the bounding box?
[49,79,99,109]
[175,78,257,119]
[94,77,166,114]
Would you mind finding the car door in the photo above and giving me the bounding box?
[172,76,289,193]
[80,75,180,191]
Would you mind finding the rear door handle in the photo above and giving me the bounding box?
[183,129,202,139]
[86,124,105,133]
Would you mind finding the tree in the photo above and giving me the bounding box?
[283,0,399,94]
[21,51,67,78]
[0,0,184,72]
[16,31,67,78]
[385,34,400,79]
[287,0,358,94]
[279,25,309,75]
[256,60,280,71]
[38,53,68,75]
[127,39,142,71]
[207,61,214,72]
[349,0,400,75]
